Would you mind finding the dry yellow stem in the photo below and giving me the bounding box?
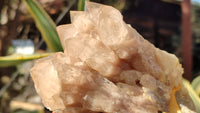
[169,86,181,113]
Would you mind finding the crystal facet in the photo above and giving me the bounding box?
[31,2,196,113]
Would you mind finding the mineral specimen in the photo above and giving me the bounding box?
[31,2,196,113]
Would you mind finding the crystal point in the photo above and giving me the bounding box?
[31,2,196,113]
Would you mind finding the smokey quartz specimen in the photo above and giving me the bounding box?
[31,2,196,113]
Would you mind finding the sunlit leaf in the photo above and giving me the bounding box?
[23,0,63,52]
[0,53,52,67]
[191,75,200,96]
[182,79,200,113]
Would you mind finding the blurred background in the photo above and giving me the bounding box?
[0,0,199,112]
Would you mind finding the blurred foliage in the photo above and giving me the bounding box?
[0,0,68,112]
[0,0,63,68]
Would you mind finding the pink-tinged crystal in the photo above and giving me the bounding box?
[31,1,196,113]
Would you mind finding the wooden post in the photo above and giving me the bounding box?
[181,0,192,81]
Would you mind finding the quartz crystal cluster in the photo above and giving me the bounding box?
[31,2,196,113]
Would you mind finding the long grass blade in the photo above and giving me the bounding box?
[191,75,200,96]
[0,53,52,67]
[182,79,200,112]
[23,0,63,52]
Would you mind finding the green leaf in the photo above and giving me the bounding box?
[0,53,52,67]
[191,75,200,96]
[78,0,90,11]
[182,79,200,113]
[23,0,63,52]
